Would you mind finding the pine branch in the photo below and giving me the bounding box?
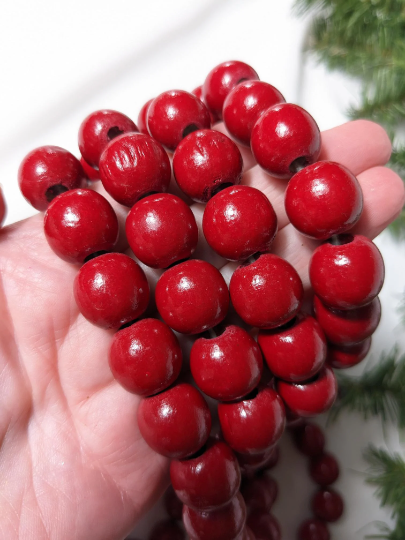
[330,349,405,428]
[390,147,405,172]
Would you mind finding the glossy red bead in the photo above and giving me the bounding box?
[192,85,219,124]
[190,325,263,401]
[183,493,246,540]
[312,489,344,522]
[137,382,211,459]
[230,254,304,329]
[218,383,286,454]
[80,157,99,182]
[203,186,277,261]
[126,193,198,269]
[0,186,6,227]
[309,235,385,310]
[285,161,363,240]
[202,60,259,119]
[74,253,149,329]
[99,132,171,207]
[149,519,185,540]
[147,90,211,151]
[137,98,154,135]
[164,485,184,521]
[78,109,137,168]
[241,476,278,514]
[155,260,229,335]
[109,318,182,396]
[292,423,325,457]
[170,437,241,510]
[173,129,243,203]
[327,338,371,369]
[18,145,87,211]
[247,512,281,540]
[43,188,118,263]
[298,519,330,540]
[310,453,340,486]
[251,103,321,180]
[223,81,285,146]
[277,365,338,417]
[313,295,381,345]
[258,313,327,383]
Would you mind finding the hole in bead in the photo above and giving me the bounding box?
[138,191,158,201]
[276,316,298,331]
[237,77,248,84]
[211,182,234,198]
[84,250,107,263]
[184,444,208,461]
[328,234,354,246]
[182,124,199,138]
[201,324,227,339]
[289,156,310,174]
[165,257,189,270]
[45,184,69,202]
[241,252,262,267]
[107,126,124,140]
[243,387,259,401]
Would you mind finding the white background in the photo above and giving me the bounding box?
[1,0,404,538]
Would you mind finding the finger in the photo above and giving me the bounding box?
[213,122,256,171]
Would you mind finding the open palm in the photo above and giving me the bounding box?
[0,119,403,540]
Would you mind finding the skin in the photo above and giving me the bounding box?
[0,119,403,540]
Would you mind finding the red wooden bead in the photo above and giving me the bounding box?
[309,235,385,310]
[78,109,137,168]
[44,188,118,263]
[218,383,286,454]
[310,453,340,486]
[298,519,330,540]
[292,423,325,457]
[126,193,198,269]
[173,129,243,203]
[149,519,185,540]
[137,382,211,459]
[327,338,371,369]
[137,98,154,135]
[285,161,363,240]
[241,476,278,514]
[203,186,278,261]
[192,85,219,124]
[223,81,285,146]
[313,295,381,345]
[183,493,246,540]
[109,318,182,396]
[190,325,263,401]
[164,485,184,521]
[312,489,344,522]
[258,313,327,383]
[251,103,321,180]
[147,90,211,151]
[74,253,149,329]
[247,512,281,540]
[99,132,171,207]
[18,145,87,211]
[277,365,338,417]
[0,186,6,227]
[80,157,99,182]
[230,254,303,329]
[236,446,279,478]
[155,260,229,335]
[202,61,259,119]
[170,437,241,510]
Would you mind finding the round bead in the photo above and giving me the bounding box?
[164,486,184,521]
[137,98,154,135]
[155,260,229,335]
[149,519,185,540]
[310,453,340,486]
[309,235,385,310]
[327,338,371,369]
[109,318,182,396]
[241,476,278,514]
[298,519,330,540]
[313,295,381,345]
[258,313,327,383]
[277,365,338,417]
[74,253,149,329]
[247,512,281,540]
[126,193,198,269]
[170,438,241,510]
[173,129,243,203]
[203,185,278,261]
[190,325,263,401]
[147,90,211,151]
[80,157,99,182]
[250,103,321,180]
[78,109,137,167]
[236,446,279,478]
[137,382,211,459]
[43,188,118,263]
[285,161,363,240]
[183,493,246,540]
[230,254,303,329]
[292,423,325,457]
[312,489,344,522]
[218,384,286,454]
[223,80,285,146]
[192,85,219,124]
[99,132,171,207]
[18,145,87,211]
[202,60,259,119]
